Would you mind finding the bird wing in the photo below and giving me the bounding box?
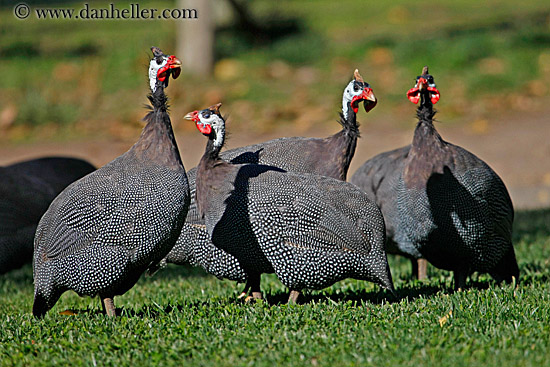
[351,145,410,204]
[247,172,373,255]
[34,162,138,261]
[35,177,109,261]
[450,144,514,243]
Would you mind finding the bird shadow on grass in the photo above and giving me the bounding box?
[56,299,212,319]
[513,207,550,241]
[147,263,212,281]
[0,263,34,287]
[262,287,410,306]
[517,262,550,285]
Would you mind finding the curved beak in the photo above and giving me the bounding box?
[158,55,182,81]
[167,55,182,79]
[185,110,212,135]
[168,55,182,68]
[362,87,377,113]
[417,77,428,91]
[184,110,199,122]
[350,87,377,114]
[407,77,440,104]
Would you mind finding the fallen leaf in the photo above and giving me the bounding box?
[438,309,452,327]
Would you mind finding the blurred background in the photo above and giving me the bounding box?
[0,0,549,208]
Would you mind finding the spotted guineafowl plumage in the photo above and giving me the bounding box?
[204,69,376,181]
[32,47,189,317]
[0,157,95,274]
[187,103,393,302]
[351,66,518,289]
[164,71,377,296]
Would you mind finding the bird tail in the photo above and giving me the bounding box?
[32,292,49,318]
[489,246,520,284]
[380,261,396,297]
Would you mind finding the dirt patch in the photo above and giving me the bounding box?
[1,102,549,210]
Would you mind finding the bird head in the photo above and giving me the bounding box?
[406,66,440,105]
[148,46,182,93]
[342,69,377,119]
[184,103,225,147]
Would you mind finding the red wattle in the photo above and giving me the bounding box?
[350,95,362,113]
[157,65,170,81]
[407,87,420,104]
[172,67,181,79]
[196,123,212,135]
[428,86,440,104]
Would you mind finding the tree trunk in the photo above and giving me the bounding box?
[177,0,214,75]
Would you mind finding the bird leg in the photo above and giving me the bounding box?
[237,273,262,301]
[249,273,262,300]
[237,283,251,299]
[101,297,116,317]
[288,290,301,304]
[453,271,467,291]
[417,259,428,280]
[411,258,428,280]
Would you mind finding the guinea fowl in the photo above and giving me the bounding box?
[193,69,375,180]
[164,71,377,298]
[32,47,189,317]
[0,157,95,274]
[187,103,394,303]
[351,66,518,289]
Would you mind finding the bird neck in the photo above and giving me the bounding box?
[203,137,223,162]
[132,86,183,169]
[196,131,232,219]
[326,111,360,180]
[342,98,351,120]
[203,125,225,159]
[342,101,359,128]
[404,91,448,189]
[411,91,442,150]
[197,128,231,187]
[150,84,168,110]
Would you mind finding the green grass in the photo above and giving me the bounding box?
[0,0,549,140]
[1,208,549,366]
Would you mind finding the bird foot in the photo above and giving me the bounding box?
[101,297,117,317]
[288,290,301,304]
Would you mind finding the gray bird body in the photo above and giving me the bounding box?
[32,48,189,316]
[0,157,95,274]
[183,106,394,298]
[351,72,517,287]
[203,164,392,292]
[34,148,188,302]
[164,127,357,282]
[166,99,367,281]
[350,146,411,258]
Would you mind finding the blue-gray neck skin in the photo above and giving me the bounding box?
[412,88,441,148]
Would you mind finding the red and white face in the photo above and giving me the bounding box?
[185,104,225,147]
[342,71,377,119]
[149,50,182,92]
[184,110,212,135]
[407,73,440,104]
[185,102,223,132]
